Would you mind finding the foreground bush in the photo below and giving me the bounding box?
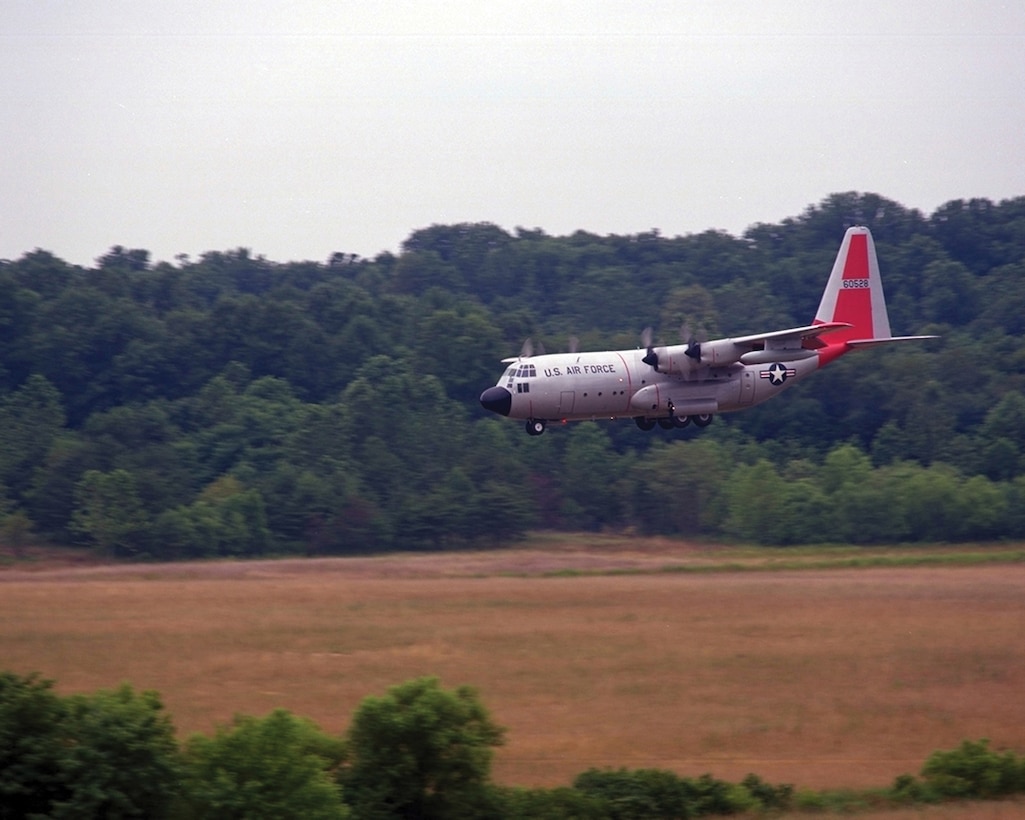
[4,669,1025,819]
[180,709,348,819]
[571,768,793,818]
[342,676,506,819]
[892,738,1025,802]
[0,672,181,818]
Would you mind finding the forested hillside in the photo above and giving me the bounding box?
[2,192,1024,556]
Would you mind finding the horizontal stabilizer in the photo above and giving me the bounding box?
[846,335,938,349]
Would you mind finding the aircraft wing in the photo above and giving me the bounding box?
[726,320,853,349]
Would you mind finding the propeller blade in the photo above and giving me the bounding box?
[640,326,659,369]
[520,338,534,358]
[568,336,579,354]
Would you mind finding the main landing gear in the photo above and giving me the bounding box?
[635,414,713,431]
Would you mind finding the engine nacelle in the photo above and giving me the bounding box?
[647,339,744,374]
[691,338,745,366]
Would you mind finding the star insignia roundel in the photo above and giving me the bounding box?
[760,362,795,385]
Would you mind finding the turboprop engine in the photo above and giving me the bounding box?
[642,337,817,374]
[642,338,748,373]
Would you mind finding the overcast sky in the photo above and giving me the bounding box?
[3,1,1023,267]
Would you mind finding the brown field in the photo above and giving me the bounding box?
[3,538,1025,818]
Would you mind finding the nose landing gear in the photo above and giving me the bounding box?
[526,419,547,436]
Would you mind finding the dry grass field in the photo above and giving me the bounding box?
[2,537,1025,817]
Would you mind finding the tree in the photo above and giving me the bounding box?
[182,709,347,820]
[725,460,789,544]
[561,424,622,530]
[0,672,68,818]
[0,509,34,558]
[0,374,65,502]
[54,685,181,819]
[151,478,270,559]
[631,440,732,536]
[0,675,181,820]
[343,677,505,820]
[71,469,149,557]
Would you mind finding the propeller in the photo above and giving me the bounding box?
[684,333,701,362]
[568,336,579,354]
[519,338,534,358]
[640,326,659,370]
[682,323,706,362]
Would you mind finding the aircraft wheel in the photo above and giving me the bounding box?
[635,417,656,431]
[657,417,675,430]
[525,419,546,436]
[692,414,714,427]
[673,415,691,428]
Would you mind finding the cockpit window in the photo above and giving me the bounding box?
[516,364,537,378]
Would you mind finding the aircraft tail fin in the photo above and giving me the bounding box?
[814,226,934,365]
[814,226,890,342]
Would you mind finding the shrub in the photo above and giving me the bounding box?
[573,767,694,818]
[181,709,347,819]
[571,767,788,818]
[342,676,505,819]
[920,738,1025,799]
[0,675,181,819]
[0,672,68,818]
[492,784,611,819]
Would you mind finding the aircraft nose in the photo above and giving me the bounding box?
[479,385,512,416]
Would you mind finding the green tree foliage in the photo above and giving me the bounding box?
[0,674,181,819]
[0,672,68,818]
[571,767,791,818]
[3,192,1025,553]
[920,738,1025,798]
[343,676,505,820]
[181,709,348,820]
[0,375,65,504]
[54,684,181,818]
[8,670,1025,817]
[152,476,270,559]
[491,785,610,820]
[71,469,149,557]
[891,738,1025,802]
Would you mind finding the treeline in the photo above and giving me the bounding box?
[2,191,1025,555]
[4,670,1024,819]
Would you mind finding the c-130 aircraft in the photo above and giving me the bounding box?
[480,226,935,435]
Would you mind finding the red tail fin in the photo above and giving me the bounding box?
[814,227,891,365]
[814,226,936,366]
[815,226,891,342]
